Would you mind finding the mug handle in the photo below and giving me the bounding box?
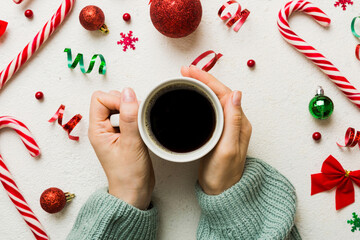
[109,114,120,127]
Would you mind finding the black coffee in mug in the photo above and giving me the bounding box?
[150,89,216,153]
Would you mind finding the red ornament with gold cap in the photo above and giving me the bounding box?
[79,5,109,34]
[150,0,202,38]
[40,187,75,214]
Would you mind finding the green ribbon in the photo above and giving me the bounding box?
[351,16,360,38]
[64,48,106,75]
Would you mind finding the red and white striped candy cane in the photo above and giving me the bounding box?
[278,0,360,109]
[0,0,76,90]
[0,116,49,240]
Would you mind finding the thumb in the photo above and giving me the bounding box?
[119,88,141,138]
[221,91,243,145]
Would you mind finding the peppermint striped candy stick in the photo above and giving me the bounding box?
[0,0,76,90]
[0,116,49,240]
[278,0,360,109]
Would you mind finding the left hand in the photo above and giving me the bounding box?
[88,88,155,210]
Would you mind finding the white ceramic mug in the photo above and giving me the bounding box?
[110,77,224,163]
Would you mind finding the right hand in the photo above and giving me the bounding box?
[181,66,252,195]
[88,88,155,210]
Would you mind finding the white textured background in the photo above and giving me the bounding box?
[1,0,360,239]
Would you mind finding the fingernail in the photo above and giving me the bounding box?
[190,65,197,69]
[232,91,241,106]
[122,88,135,103]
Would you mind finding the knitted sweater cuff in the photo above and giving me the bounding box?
[195,158,299,239]
[67,188,158,240]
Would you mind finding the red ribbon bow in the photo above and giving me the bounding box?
[311,155,360,210]
[0,20,8,38]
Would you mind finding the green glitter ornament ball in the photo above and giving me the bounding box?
[309,87,334,120]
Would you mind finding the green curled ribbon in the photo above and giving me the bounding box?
[351,16,360,38]
[64,48,106,75]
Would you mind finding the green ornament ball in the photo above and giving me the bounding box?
[308,87,334,120]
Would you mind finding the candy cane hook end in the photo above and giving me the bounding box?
[30,149,41,158]
[318,19,331,28]
[0,116,41,157]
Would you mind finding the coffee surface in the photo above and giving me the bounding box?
[150,89,216,153]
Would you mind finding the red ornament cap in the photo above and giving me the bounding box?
[150,0,202,38]
[40,187,75,214]
[79,5,109,33]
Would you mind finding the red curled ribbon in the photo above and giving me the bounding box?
[49,105,82,141]
[218,0,250,32]
[356,44,360,61]
[0,20,8,38]
[337,127,360,148]
[191,50,223,72]
[311,155,360,210]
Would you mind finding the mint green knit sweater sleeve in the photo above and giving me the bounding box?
[195,158,301,240]
[67,188,158,240]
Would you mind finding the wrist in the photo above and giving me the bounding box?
[108,181,152,210]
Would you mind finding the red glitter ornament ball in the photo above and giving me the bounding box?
[247,59,255,68]
[24,9,33,18]
[123,13,131,22]
[40,188,75,214]
[35,91,43,100]
[79,5,108,33]
[150,0,202,38]
[312,132,321,141]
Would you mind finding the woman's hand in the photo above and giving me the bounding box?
[88,88,155,210]
[181,66,252,195]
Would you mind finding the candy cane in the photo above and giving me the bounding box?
[278,0,360,109]
[0,116,49,240]
[0,0,76,90]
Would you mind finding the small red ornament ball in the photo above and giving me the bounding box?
[150,0,202,38]
[79,5,105,31]
[24,9,33,18]
[35,91,43,100]
[40,188,67,214]
[312,132,321,141]
[247,59,256,68]
[123,13,131,22]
